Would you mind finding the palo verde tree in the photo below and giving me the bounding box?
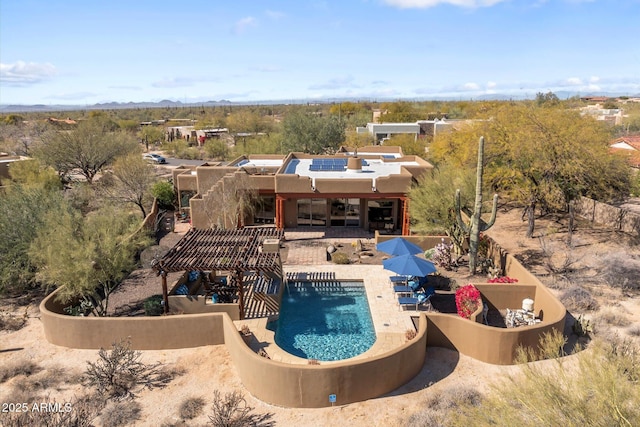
[29,205,152,316]
[34,116,139,184]
[485,103,630,238]
[99,153,157,219]
[282,110,346,154]
[409,163,475,255]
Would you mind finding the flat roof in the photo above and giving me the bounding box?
[284,158,418,180]
[236,159,284,168]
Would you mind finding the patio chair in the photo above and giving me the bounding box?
[398,287,435,311]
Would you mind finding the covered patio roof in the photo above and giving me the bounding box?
[154,227,285,318]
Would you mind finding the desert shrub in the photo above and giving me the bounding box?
[101,401,142,427]
[0,359,41,383]
[331,251,350,264]
[627,324,640,337]
[600,252,640,292]
[406,385,481,427]
[84,339,173,400]
[515,329,567,363]
[572,314,593,338]
[144,294,164,316]
[208,390,273,427]
[13,366,69,391]
[451,337,640,427]
[0,307,28,332]
[559,286,599,311]
[179,396,206,420]
[595,307,632,327]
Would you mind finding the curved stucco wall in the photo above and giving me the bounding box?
[40,291,428,407]
[225,314,429,408]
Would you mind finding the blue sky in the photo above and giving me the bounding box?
[1,0,639,105]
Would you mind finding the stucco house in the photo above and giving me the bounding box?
[173,145,433,234]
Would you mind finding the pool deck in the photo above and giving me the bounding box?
[236,264,420,364]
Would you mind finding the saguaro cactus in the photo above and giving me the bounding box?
[455,136,498,274]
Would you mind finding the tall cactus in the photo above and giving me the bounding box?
[455,136,498,274]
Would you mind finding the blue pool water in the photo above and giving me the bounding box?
[268,281,376,361]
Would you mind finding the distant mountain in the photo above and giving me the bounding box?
[1,92,638,113]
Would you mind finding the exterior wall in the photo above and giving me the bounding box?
[574,196,640,235]
[189,196,208,229]
[194,166,236,195]
[40,289,225,350]
[314,178,373,193]
[40,290,429,408]
[225,314,429,408]
[374,174,412,193]
[275,174,314,194]
[283,199,298,227]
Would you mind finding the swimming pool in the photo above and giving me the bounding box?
[268,281,376,361]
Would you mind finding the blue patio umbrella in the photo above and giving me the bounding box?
[382,254,437,277]
[376,237,424,256]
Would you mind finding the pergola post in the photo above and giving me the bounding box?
[237,267,244,320]
[161,271,169,314]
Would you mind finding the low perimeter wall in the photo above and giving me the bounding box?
[40,290,428,408]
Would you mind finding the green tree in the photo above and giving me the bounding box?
[151,181,175,210]
[30,206,151,316]
[535,91,560,107]
[491,104,629,237]
[138,126,165,149]
[2,158,62,191]
[386,133,426,156]
[100,153,156,218]
[204,139,230,160]
[282,111,345,154]
[409,164,475,236]
[379,101,421,122]
[0,185,66,295]
[35,117,139,183]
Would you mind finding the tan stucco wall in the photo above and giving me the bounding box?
[40,290,225,350]
[314,178,373,194]
[40,290,428,408]
[275,174,314,193]
[374,174,412,193]
[224,314,429,408]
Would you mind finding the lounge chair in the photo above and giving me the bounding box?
[398,287,435,311]
[393,279,423,296]
[389,275,409,285]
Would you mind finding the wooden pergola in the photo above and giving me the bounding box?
[153,227,285,319]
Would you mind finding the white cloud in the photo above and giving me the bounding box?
[462,82,480,90]
[0,61,56,86]
[566,77,583,85]
[381,0,506,9]
[233,16,256,34]
[265,10,285,19]
[589,76,600,83]
[487,81,497,89]
[309,76,357,90]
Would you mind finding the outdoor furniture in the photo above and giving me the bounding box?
[393,285,413,296]
[389,275,409,285]
[398,287,435,311]
[505,308,540,327]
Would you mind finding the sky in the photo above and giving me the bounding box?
[1,0,639,106]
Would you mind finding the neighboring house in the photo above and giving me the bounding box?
[357,119,472,143]
[610,135,640,168]
[173,145,433,234]
[580,104,625,126]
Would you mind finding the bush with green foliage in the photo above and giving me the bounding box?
[331,251,350,264]
[144,295,164,316]
[151,180,176,210]
[450,335,640,427]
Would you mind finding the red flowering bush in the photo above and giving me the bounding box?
[455,284,481,319]
[487,276,519,284]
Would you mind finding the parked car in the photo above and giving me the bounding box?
[143,153,166,164]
